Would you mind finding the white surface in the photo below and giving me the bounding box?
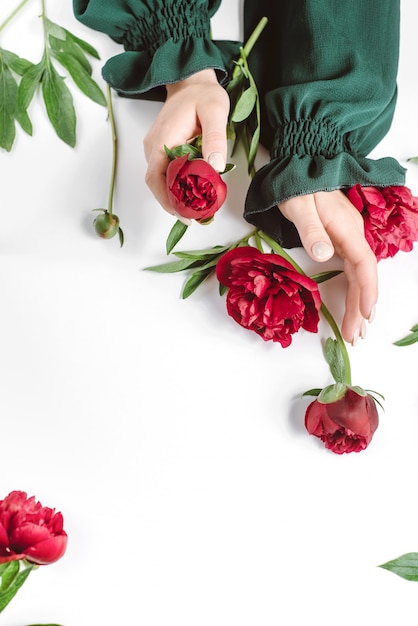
[2,1,418,624]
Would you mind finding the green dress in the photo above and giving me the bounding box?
[73,0,405,247]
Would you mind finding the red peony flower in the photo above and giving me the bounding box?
[216,246,321,347]
[305,385,379,454]
[346,184,418,261]
[166,154,227,222]
[0,491,67,565]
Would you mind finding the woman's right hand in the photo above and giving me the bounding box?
[143,69,230,221]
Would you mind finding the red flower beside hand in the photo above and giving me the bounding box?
[346,184,418,260]
[216,246,321,347]
[305,385,379,454]
[0,491,67,565]
[166,154,227,222]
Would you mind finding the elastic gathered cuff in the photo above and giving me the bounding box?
[244,152,406,248]
[102,38,241,99]
[271,119,349,159]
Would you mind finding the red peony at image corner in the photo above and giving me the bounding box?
[216,246,321,347]
[0,491,67,565]
[305,386,379,454]
[166,154,227,222]
[346,184,418,261]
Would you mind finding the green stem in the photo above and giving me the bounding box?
[232,17,268,79]
[105,83,118,215]
[320,303,352,385]
[0,0,32,32]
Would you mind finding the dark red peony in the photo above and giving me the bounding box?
[346,184,418,261]
[166,154,227,222]
[305,385,379,454]
[216,246,321,347]
[0,491,67,565]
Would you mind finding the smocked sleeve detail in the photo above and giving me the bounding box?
[73,0,241,99]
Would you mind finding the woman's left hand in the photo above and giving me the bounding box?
[278,190,377,345]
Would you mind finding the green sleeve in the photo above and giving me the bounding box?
[243,0,406,248]
[72,0,241,100]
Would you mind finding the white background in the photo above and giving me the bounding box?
[2,1,418,624]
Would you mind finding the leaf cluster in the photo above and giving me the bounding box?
[145,236,233,299]
[226,47,261,176]
[0,15,105,151]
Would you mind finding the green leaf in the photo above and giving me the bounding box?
[181,267,214,299]
[173,245,230,260]
[324,337,347,384]
[231,85,257,123]
[144,258,199,273]
[0,560,19,592]
[166,220,188,254]
[247,124,260,174]
[302,388,322,397]
[64,29,101,60]
[14,106,32,135]
[318,382,347,404]
[393,331,418,347]
[2,49,33,76]
[310,270,343,284]
[410,324,418,332]
[164,143,202,160]
[41,63,76,147]
[407,156,418,164]
[17,61,45,112]
[0,564,33,613]
[379,553,418,581]
[51,50,106,106]
[0,63,17,151]
[48,35,92,75]
[219,282,227,296]
[44,17,67,40]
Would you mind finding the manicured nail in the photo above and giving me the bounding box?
[351,328,360,347]
[208,152,225,172]
[360,319,367,339]
[173,212,192,226]
[368,304,376,323]
[311,241,333,261]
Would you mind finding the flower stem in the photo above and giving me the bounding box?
[258,230,305,274]
[106,83,118,215]
[232,17,268,79]
[0,0,31,33]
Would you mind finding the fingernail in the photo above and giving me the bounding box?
[311,241,333,261]
[360,319,367,339]
[173,212,192,226]
[351,328,360,347]
[368,304,376,323]
[208,152,225,172]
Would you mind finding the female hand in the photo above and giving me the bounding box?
[143,69,230,222]
[278,191,377,345]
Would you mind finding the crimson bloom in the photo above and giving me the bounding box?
[305,385,379,454]
[0,491,67,565]
[346,184,418,260]
[216,246,321,347]
[166,154,227,222]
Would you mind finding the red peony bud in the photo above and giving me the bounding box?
[166,154,227,222]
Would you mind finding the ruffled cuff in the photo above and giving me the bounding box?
[244,118,406,247]
[102,38,241,99]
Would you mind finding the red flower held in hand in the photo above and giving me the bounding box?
[166,154,227,222]
[305,385,379,454]
[216,246,321,347]
[0,491,67,565]
[346,184,418,260]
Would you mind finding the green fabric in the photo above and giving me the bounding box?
[73,0,406,248]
